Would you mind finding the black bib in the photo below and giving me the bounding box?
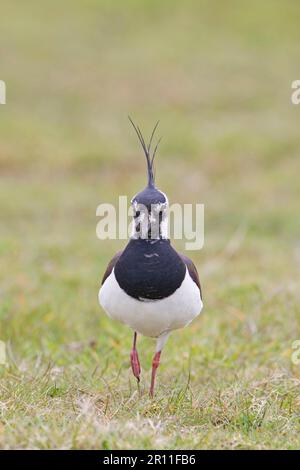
[114,239,186,301]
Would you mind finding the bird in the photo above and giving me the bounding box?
[99,118,203,397]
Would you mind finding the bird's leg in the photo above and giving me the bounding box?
[149,350,161,398]
[149,333,170,398]
[130,331,141,382]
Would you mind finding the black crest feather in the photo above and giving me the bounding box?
[128,116,161,188]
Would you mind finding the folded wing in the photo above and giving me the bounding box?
[179,253,202,300]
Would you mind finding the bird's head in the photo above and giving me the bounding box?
[129,117,168,240]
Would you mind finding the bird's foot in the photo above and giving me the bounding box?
[130,349,141,382]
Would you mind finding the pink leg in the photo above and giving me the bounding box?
[150,351,161,398]
[130,332,141,382]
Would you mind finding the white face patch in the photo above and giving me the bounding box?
[131,197,169,240]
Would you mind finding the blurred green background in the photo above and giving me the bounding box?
[0,0,300,449]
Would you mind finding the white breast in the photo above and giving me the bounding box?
[99,267,203,338]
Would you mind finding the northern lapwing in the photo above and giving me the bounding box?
[99,119,203,397]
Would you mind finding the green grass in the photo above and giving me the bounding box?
[1,0,300,449]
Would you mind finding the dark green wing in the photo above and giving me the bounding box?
[102,250,123,285]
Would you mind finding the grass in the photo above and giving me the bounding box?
[0,0,300,449]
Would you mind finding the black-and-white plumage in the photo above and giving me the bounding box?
[99,119,203,396]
